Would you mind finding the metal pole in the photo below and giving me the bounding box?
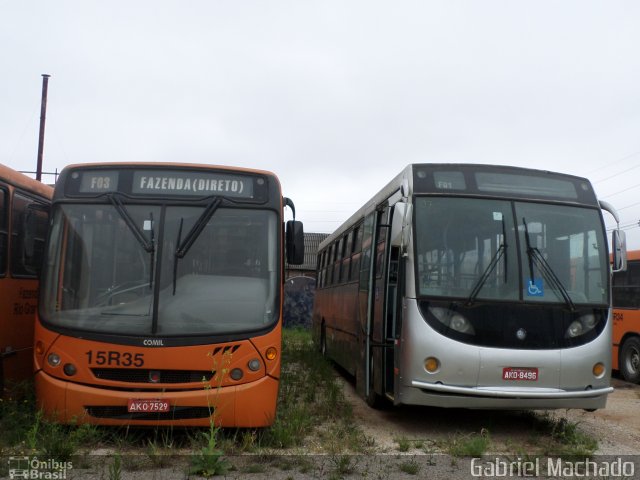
[36,74,51,182]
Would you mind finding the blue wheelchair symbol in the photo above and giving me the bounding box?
[527,278,544,297]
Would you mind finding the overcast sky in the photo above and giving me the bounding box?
[2,1,639,248]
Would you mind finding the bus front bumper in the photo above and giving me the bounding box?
[403,380,613,410]
[35,370,279,427]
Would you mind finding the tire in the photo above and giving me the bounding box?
[619,336,640,384]
[365,351,385,409]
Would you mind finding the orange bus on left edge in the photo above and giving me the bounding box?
[612,249,640,383]
[0,163,52,394]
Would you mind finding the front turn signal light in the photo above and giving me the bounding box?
[266,347,277,361]
[424,357,440,373]
[592,362,605,378]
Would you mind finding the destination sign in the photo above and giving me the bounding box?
[78,171,119,193]
[132,171,254,198]
[74,169,257,199]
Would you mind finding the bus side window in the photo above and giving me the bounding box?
[613,260,640,308]
[0,187,6,276]
[11,193,50,277]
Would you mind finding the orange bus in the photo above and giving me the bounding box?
[0,163,52,393]
[612,249,640,383]
[35,163,304,426]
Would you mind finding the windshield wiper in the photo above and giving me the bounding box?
[466,215,508,306]
[522,217,575,311]
[108,194,154,253]
[172,196,222,294]
[148,212,155,288]
[108,195,155,289]
[466,243,507,306]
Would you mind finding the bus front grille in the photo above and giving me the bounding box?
[85,406,213,421]
[91,368,214,384]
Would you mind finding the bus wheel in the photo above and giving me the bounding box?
[620,337,640,384]
[365,353,384,408]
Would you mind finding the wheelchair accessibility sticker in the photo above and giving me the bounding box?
[527,278,544,297]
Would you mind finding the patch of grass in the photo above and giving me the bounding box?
[399,458,421,475]
[0,381,37,449]
[447,429,491,457]
[522,412,598,459]
[395,435,411,452]
[259,328,368,452]
[330,454,357,476]
[108,453,122,480]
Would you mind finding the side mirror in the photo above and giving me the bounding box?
[612,229,627,273]
[286,220,305,265]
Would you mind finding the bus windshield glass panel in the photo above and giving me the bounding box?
[415,197,608,305]
[42,203,277,335]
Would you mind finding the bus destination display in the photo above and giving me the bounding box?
[76,169,256,198]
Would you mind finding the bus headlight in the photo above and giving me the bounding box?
[47,353,61,367]
[248,359,261,372]
[565,314,599,338]
[429,307,475,335]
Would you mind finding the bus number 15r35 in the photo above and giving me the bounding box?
[86,351,145,367]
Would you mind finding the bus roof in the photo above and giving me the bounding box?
[0,163,53,199]
[319,163,596,251]
[59,162,278,179]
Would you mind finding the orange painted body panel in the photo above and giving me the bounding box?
[612,250,640,371]
[1,163,52,390]
[34,319,281,427]
[0,279,39,384]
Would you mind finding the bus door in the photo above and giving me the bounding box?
[357,211,375,401]
[362,203,401,405]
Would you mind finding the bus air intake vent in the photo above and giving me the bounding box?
[85,406,213,421]
[91,368,214,384]
[212,344,241,356]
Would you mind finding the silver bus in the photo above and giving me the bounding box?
[312,164,626,410]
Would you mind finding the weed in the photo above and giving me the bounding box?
[330,454,357,476]
[395,436,411,452]
[399,458,421,475]
[523,412,598,458]
[146,438,173,468]
[108,454,122,480]
[447,429,491,457]
[190,423,231,477]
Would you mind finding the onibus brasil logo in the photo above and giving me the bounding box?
[7,457,72,479]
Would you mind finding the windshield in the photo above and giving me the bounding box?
[41,203,278,336]
[414,197,608,305]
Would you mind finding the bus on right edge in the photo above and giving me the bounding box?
[313,163,626,411]
[612,249,640,383]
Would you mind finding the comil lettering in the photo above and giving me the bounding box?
[143,339,164,346]
[138,176,244,194]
